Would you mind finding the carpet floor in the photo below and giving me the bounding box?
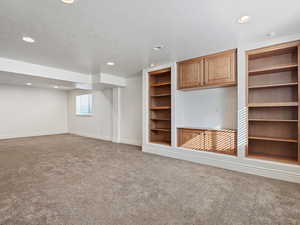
[0,134,299,225]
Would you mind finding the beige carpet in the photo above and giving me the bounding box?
[0,134,299,225]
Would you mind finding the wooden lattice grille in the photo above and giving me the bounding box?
[179,129,237,155]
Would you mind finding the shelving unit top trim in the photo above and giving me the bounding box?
[149,68,171,75]
[246,40,300,58]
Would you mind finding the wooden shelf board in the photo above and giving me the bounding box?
[151,93,171,97]
[247,153,298,165]
[149,68,171,75]
[150,141,171,146]
[248,102,298,107]
[151,106,171,110]
[249,119,298,123]
[151,118,171,121]
[248,64,298,75]
[151,81,171,87]
[249,82,298,89]
[151,128,171,132]
[249,136,298,143]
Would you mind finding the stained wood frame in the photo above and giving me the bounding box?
[246,40,300,165]
[149,68,172,146]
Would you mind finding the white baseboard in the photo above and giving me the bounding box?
[143,144,300,184]
[69,132,112,142]
[119,138,142,146]
[0,131,68,140]
[69,133,141,146]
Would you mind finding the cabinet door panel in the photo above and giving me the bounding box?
[204,130,236,154]
[204,50,236,86]
[178,59,203,89]
[179,129,205,150]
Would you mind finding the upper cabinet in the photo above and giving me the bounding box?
[204,49,236,86]
[178,49,237,90]
[178,58,204,89]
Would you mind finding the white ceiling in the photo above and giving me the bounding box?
[0,0,299,77]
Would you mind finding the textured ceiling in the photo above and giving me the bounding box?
[0,0,299,77]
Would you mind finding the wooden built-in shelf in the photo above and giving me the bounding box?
[151,118,171,121]
[247,40,300,165]
[151,106,171,110]
[249,119,298,123]
[249,82,298,89]
[248,153,298,165]
[248,102,298,107]
[151,128,171,132]
[249,136,298,143]
[248,64,298,76]
[151,81,171,87]
[149,68,172,146]
[151,93,171,97]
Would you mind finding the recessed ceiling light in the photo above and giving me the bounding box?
[267,32,276,37]
[61,0,74,4]
[53,85,59,89]
[107,62,115,66]
[238,16,251,24]
[22,36,35,43]
[150,63,155,67]
[152,45,164,51]
[26,83,32,86]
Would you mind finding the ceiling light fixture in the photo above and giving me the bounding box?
[152,45,164,51]
[26,83,32,86]
[53,85,59,89]
[150,63,155,67]
[267,32,276,37]
[22,36,35,43]
[238,16,251,24]
[61,0,74,4]
[107,62,115,66]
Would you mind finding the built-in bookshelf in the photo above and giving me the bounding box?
[149,68,172,146]
[247,41,300,165]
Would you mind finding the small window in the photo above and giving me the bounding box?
[76,94,93,115]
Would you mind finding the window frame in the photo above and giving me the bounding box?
[75,94,93,116]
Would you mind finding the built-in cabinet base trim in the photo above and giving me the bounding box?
[143,144,300,184]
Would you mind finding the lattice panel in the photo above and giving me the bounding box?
[181,133,205,150]
[209,131,236,155]
[179,129,237,155]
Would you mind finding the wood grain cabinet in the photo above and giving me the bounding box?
[177,49,237,90]
[204,49,236,86]
[178,58,203,89]
[179,129,205,150]
[178,128,237,155]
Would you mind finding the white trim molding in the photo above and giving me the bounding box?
[143,144,300,184]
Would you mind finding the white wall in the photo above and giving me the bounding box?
[120,76,142,146]
[176,87,237,129]
[0,84,68,139]
[68,89,113,141]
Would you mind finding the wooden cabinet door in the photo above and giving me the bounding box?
[204,130,236,155]
[179,129,205,150]
[204,49,236,86]
[178,58,204,89]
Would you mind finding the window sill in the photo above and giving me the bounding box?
[76,114,93,117]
